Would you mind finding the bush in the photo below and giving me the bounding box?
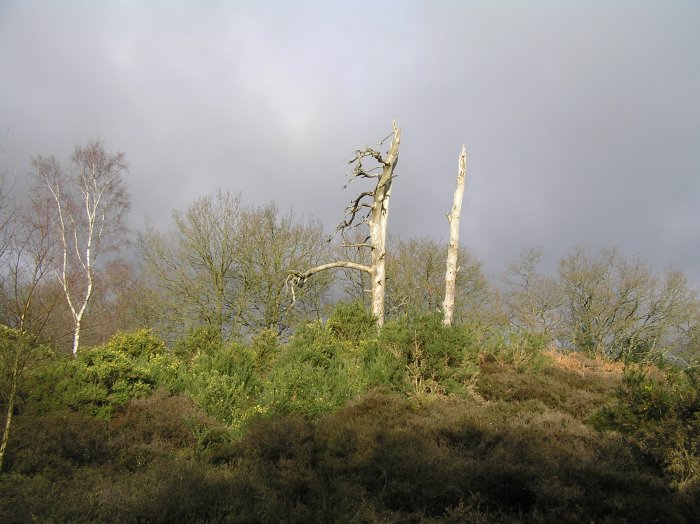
[26,330,167,419]
[172,326,223,360]
[595,364,700,493]
[379,313,480,396]
[261,321,366,418]
[326,301,377,343]
[481,328,549,373]
[6,410,110,474]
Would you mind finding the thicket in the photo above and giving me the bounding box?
[0,303,698,522]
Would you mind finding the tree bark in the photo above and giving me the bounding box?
[368,121,400,326]
[289,121,401,327]
[0,354,19,473]
[443,145,467,326]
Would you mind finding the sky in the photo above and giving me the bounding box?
[1,0,699,285]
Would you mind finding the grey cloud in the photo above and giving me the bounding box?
[1,0,698,284]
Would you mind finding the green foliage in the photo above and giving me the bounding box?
[4,305,700,521]
[326,300,377,343]
[171,325,223,360]
[595,364,700,492]
[29,330,167,419]
[482,329,550,373]
[250,328,281,371]
[261,321,367,418]
[186,342,262,428]
[0,326,51,400]
[100,329,165,358]
[379,313,480,396]
[3,342,700,522]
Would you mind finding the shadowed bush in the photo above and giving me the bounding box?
[595,364,700,497]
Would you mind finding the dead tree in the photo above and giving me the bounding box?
[288,121,401,326]
[443,145,467,326]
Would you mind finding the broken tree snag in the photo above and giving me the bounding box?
[288,120,401,327]
[443,145,467,326]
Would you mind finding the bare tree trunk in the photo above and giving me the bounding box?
[0,355,19,473]
[289,121,401,327]
[72,317,82,356]
[443,145,467,326]
[368,121,400,326]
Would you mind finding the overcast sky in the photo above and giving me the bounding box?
[1,0,699,285]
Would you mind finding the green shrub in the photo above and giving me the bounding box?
[379,313,480,396]
[261,321,366,418]
[27,330,167,419]
[595,364,700,492]
[172,326,223,360]
[326,301,377,343]
[482,328,549,373]
[250,328,281,372]
[185,342,262,428]
[100,329,165,358]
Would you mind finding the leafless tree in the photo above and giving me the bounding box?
[238,203,331,336]
[140,190,244,340]
[503,247,562,337]
[0,192,61,337]
[289,121,401,326]
[383,237,488,322]
[0,152,15,263]
[558,246,697,360]
[140,191,330,340]
[33,141,130,355]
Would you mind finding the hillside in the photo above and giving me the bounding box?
[0,310,698,523]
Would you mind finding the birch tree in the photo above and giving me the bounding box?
[443,145,466,326]
[289,121,401,327]
[33,141,130,355]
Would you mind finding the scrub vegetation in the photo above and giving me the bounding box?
[0,305,698,523]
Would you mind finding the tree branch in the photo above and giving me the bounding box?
[286,261,371,306]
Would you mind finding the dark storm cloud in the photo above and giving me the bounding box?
[1,0,698,283]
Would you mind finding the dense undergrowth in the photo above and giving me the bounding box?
[1,302,698,522]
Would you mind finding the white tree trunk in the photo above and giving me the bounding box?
[368,121,400,326]
[0,354,19,473]
[290,121,400,327]
[443,145,467,326]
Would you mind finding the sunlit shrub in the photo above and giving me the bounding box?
[172,326,223,360]
[262,321,365,418]
[100,329,165,358]
[250,328,281,372]
[379,313,480,396]
[326,301,377,343]
[185,342,261,428]
[28,330,166,419]
[481,329,549,373]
